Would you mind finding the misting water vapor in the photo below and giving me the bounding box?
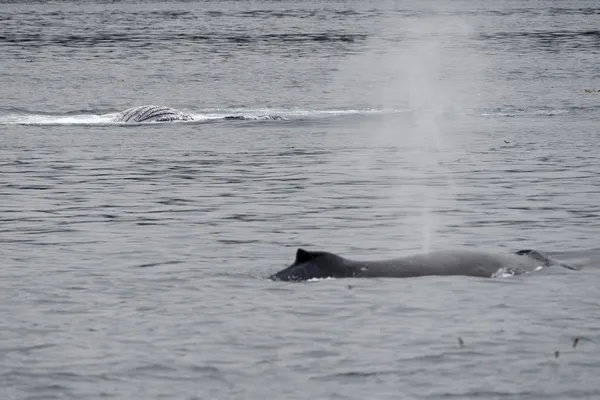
[331,12,484,252]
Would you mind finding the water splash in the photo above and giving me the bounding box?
[491,265,545,278]
[331,11,483,252]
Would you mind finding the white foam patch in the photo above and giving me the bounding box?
[491,265,545,278]
[306,277,336,283]
[533,109,569,116]
[491,268,518,279]
[0,113,114,125]
[192,107,402,120]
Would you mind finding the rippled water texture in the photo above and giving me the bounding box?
[1,1,600,399]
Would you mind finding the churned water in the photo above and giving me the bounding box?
[1,1,599,399]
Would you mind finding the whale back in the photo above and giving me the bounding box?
[269,248,577,281]
[113,105,193,123]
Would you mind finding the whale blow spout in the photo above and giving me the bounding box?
[112,105,193,123]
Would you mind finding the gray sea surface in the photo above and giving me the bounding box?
[1,1,600,399]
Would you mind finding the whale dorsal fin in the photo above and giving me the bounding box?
[515,249,580,270]
[515,249,552,265]
[295,248,317,264]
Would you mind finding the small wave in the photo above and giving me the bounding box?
[1,32,367,48]
[479,106,596,118]
[479,30,600,52]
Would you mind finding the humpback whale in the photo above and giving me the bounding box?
[270,248,577,281]
[112,105,193,123]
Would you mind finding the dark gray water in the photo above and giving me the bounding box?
[1,1,600,399]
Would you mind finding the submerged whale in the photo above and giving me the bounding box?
[270,248,577,281]
[112,105,193,123]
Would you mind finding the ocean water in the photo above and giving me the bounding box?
[1,1,600,399]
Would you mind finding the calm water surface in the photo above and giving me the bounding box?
[1,1,600,399]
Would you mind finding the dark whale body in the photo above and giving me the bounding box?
[270,248,577,281]
[113,105,193,123]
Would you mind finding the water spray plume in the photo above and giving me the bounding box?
[331,11,483,252]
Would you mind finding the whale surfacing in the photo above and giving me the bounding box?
[113,105,193,123]
[270,248,577,281]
